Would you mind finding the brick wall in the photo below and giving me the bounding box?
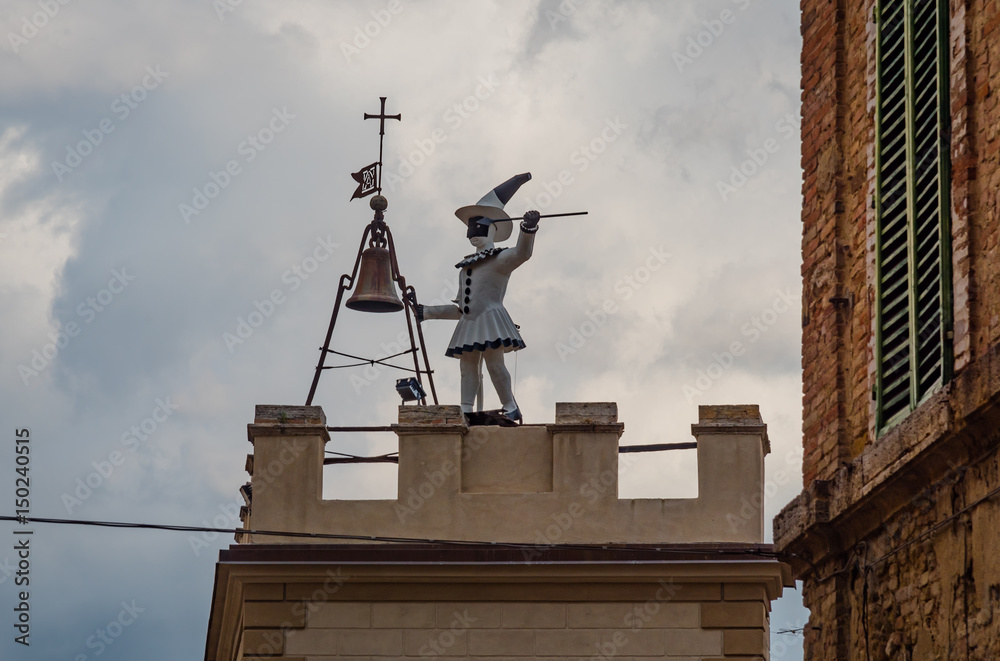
[800,0,873,485]
[237,580,772,660]
[788,0,1000,657]
[800,0,1000,479]
[965,0,1000,363]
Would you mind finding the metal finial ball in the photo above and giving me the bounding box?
[370,195,388,211]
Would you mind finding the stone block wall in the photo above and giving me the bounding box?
[242,597,767,658]
[204,402,791,660]
[208,553,783,661]
[241,403,771,545]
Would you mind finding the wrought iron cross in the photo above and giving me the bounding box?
[364,97,401,194]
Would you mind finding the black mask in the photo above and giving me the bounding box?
[467,217,490,239]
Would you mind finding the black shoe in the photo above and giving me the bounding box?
[466,410,518,427]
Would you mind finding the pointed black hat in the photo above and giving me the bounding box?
[455,173,532,242]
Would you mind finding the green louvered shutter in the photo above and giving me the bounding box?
[874,0,952,433]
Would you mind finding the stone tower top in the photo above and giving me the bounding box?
[240,402,770,545]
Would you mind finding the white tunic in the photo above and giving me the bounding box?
[423,228,535,358]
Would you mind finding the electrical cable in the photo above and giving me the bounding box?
[0,514,787,560]
[325,450,398,459]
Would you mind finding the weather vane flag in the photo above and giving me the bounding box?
[350,162,378,200]
[350,96,400,200]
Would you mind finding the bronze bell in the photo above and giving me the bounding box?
[346,246,404,312]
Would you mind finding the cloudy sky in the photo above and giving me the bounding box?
[0,0,807,658]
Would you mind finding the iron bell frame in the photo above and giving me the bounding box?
[305,195,437,407]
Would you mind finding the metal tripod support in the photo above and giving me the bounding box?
[305,207,438,407]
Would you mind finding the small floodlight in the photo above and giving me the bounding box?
[395,377,426,403]
[239,482,252,506]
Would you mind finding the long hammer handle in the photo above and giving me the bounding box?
[489,211,589,221]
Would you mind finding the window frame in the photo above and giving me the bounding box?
[873,0,954,434]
